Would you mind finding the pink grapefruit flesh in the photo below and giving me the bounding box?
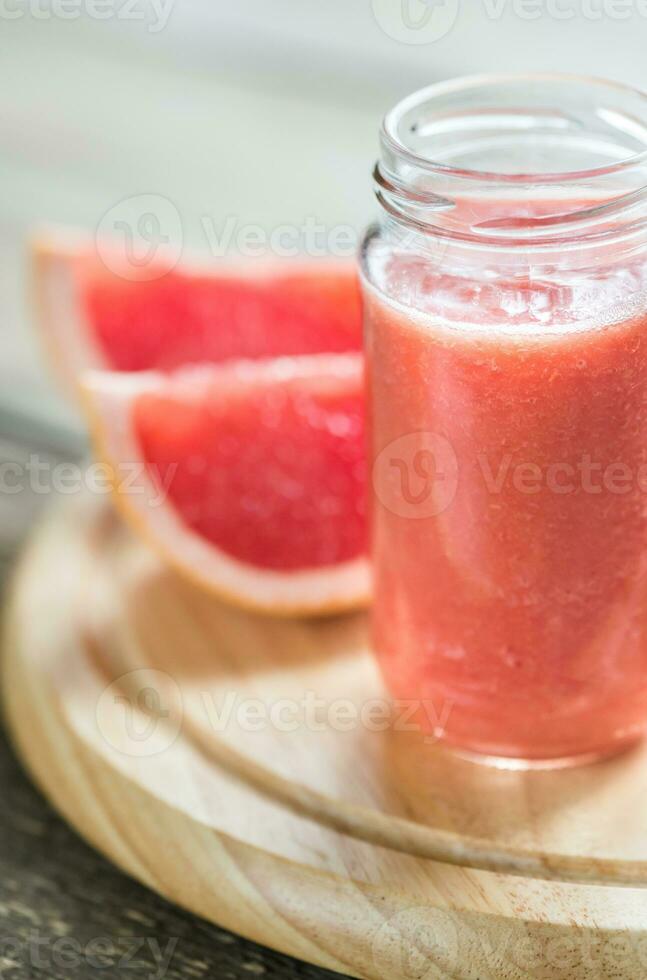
[82,354,370,615]
[33,233,362,388]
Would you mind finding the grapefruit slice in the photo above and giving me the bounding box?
[33,232,362,390]
[82,354,370,616]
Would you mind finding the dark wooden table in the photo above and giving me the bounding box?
[0,419,345,980]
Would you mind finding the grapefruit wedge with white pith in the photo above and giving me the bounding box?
[32,231,362,391]
[82,354,370,616]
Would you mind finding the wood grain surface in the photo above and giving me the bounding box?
[0,518,344,980]
[6,497,647,980]
[0,715,344,980]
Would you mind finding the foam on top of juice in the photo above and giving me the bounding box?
[366,247,647,342]
[366,195,647,340]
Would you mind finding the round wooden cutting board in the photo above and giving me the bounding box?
[5,497,647,980]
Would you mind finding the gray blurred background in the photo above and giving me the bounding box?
[2,0,647,434]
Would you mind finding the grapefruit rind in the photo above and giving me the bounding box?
[32,231,107,395]
[81,356,371,617]
[32,229,360,392]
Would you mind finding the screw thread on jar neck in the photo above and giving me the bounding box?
[375,74,647,263]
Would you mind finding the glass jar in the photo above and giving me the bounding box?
[361,74,647,767]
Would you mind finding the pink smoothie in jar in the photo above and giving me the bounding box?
[361,75,647,766]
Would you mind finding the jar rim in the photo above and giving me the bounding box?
[382,73,647,185]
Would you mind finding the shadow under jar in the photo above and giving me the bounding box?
[361,74,647,767]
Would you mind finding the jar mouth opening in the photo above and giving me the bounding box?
[382,73,647,185]
[377,74,647,249]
